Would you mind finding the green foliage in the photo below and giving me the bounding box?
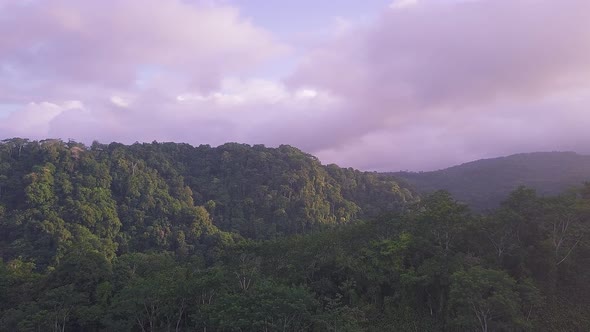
[0,139,415,270]
[449,267,523,331]
[210,281,317,331]
[1,139,590,331]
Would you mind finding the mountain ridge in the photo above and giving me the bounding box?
[389,151,590,210]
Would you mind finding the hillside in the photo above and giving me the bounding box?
[2,140,590,331]
[390,151,590,210]
[0,138,415,268]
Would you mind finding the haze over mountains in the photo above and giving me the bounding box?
[391,151,590,210]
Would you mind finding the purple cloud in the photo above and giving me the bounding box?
[0,0,287,92]
[290,0,590,169]
[1,0,590,171]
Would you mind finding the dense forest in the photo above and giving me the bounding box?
[1,139,589,331]
[392,152,590,211]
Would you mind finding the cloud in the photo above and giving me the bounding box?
[0,77,339,149]
[0,101,84,138]
[316,90,590,171]
[1,0,590,171]
[0,0,287,94]
[109,96,133,108]
[390,0,419,10]
[290,0,590,170]
[177,78,335,106]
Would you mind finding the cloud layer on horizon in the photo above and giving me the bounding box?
[1,0,590,171]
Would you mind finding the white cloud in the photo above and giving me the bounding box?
[390,0,418,10]
[0,0,289,97]
[295,89,318,99]
[176,78,334,107]
[0,100,84,137]
[110,96,132,108]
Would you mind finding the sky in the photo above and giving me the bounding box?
[1,0,590,171]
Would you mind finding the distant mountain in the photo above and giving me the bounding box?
[389,152,590,210]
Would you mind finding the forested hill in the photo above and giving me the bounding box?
[2,139,590,331]
[0,138,414,267]
[390,151,590,210]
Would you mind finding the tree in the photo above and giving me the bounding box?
[210,281,317,332]
[542,193,588,266]
[450,267,525,332]
[483,209,522,260]
[413,191,471,253]
[40,284,87,332]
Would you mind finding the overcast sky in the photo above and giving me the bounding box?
[1,0,589,171]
